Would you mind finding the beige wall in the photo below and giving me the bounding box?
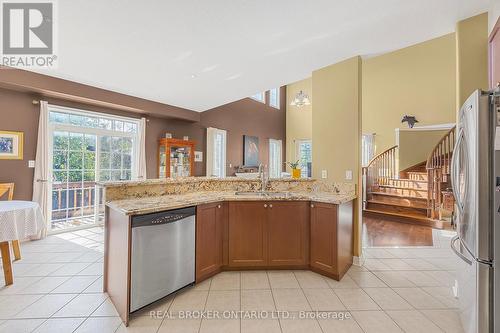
[311,56,362,257]
[286,78,312,171]
[362,33,457,153]
[312,56,361,182]
[397,129,449,171]
[456,13,489,109]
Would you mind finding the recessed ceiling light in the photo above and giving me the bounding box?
[190,74,197,79]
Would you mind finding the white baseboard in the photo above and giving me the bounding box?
[353,256,363,266]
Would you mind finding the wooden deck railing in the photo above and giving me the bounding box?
[362,145,398,209]
[51,181,101,221]
[425,126,456,219]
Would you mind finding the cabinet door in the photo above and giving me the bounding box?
[310,202,337,274]
[228,202,267,267]
[267,201,309,266]
[196,202,224,282]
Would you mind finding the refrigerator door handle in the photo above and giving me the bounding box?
[451,128,465,215]
[451,235,473,265]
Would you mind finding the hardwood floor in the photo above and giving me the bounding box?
[362,215,435,247]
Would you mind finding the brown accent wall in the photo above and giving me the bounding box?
[199,87,286,176]
[0,85,285,199]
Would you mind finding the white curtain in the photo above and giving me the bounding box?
[137,117,147,179]
[32,101,49,239]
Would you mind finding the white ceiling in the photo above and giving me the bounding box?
[32,0,490,112]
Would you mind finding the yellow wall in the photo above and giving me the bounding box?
[456,13,489,109]
[286,78,312,171]
[398,129,449,171]
[312,56,362,257]
[362,33,457,153]
[312,56,361,183]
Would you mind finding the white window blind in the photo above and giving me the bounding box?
[269,88,280,109]
[362,134,376,167]
[251,92,265,103]
[206,127,227,178]
[269,139,282,178]
[296,140,312,178]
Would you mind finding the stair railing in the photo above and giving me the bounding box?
[362,145,398,209]
[425,126,456,219]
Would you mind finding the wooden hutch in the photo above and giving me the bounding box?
[158,138,195,178]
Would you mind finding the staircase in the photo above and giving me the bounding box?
[362,127,456,229]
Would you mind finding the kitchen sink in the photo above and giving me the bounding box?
[234,191,292,198]
[234,191,267,196]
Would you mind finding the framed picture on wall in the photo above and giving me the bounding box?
[243,135,259,167]
[0,131,23,160]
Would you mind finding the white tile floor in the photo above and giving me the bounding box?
[0,227,463,333]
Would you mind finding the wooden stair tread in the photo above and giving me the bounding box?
[369,191,428,200]
[367,199,428,209]
[378,184,427,191]
[364,208,427,219]
[363,209,449,229]
[388,178,427,183]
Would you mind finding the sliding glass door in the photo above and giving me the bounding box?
[48,106,139,233]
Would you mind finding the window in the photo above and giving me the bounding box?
[251,92,265,103]
[362,134,376,167]
[269,88,280,109]
[48,105,141,232]
[206,127,227,178]
[269,139,282,178]
[296,140,312,178]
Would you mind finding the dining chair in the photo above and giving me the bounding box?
[0,183,21,260]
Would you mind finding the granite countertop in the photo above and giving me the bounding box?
[97,176,314,188]
[106,191,357,216]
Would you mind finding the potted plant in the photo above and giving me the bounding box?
[286,160,301,179]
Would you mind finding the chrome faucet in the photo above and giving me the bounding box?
[258,163,269,192]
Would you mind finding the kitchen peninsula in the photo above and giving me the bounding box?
[101,177,356,325]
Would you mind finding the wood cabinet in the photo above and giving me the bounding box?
[310,201,353,280]
[267,201,309,266]
[228,202,268,267]
[105,198,354,326]
[158,138,195,178]
[228,201,309,268]
[196,202,226,282]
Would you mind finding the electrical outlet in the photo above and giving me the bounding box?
[28,160,35,168]
[321,170,327,179]
[345,170,353,180]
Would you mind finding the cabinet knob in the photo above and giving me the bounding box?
[269,204,273,208]
[311,204,315,208]
[264,204,268,208]
[217,205,221,209]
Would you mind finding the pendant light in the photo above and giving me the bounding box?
[290,90,311,107]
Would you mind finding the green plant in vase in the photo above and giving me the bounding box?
[286,160,301,179]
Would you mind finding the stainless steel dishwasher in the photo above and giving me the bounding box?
[130,206,195,312]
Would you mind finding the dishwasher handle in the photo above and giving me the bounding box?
[132,206,196,228]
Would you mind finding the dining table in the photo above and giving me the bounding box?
[0,200,45,285]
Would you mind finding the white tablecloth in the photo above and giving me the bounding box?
[0,201,45,242]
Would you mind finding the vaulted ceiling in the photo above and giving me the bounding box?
[31,0,490,111]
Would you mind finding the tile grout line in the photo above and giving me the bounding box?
[266,270,284,333]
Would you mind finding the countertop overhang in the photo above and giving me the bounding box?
[106,191,357,216]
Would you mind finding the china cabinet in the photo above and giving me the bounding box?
[158,138,195,178]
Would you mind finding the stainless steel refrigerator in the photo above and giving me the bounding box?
[451,89,500,333]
